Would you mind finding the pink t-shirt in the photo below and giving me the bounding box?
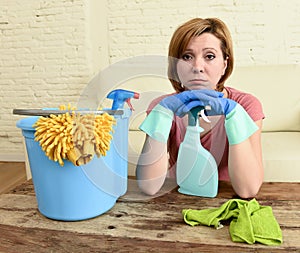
[146,87,265,181]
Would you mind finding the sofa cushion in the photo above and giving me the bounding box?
[227,65,300,132]
[261,132,300,181]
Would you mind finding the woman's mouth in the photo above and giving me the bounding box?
[188,79,208,85]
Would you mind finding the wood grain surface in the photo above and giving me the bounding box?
[0,162,26,194]
[0,178,299,253]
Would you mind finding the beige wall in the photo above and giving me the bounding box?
[107,0,300,65]
[0,0,299,160]
[87,0,109,72]
[0,0,109,160]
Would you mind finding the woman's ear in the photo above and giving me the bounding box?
[222,56,229,75]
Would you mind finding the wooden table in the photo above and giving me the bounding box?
[0,179,299,252]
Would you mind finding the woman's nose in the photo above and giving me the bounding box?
[192,58,204,73]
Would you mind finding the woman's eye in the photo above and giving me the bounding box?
[182,54,193,61]
[206,54,215,60]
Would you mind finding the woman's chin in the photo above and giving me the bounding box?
[185,85,213,90]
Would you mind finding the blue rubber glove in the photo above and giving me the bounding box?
[173,90,235,117]
[139,91,216,143]
[160,90,222,117]
[174,90,259,145]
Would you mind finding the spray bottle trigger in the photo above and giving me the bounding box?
[200,109,211,123]
[126,98,134,111]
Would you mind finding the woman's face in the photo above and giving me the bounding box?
[176,33,228,90]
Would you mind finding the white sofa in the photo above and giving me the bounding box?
[126,64,300,182]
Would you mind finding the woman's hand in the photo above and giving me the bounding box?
[159,89,221,115]
[171,89,236,117]
[138,90,219,143]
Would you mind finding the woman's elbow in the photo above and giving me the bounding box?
[137,180,161,196]
[136,170,167,196]
[235,180,263,199]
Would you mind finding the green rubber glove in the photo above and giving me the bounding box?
[225,103,258,145]
[139,104,173,143]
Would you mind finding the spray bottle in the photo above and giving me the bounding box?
[176,106,218,197]
[106,89,140,110]
[105,89,139,197]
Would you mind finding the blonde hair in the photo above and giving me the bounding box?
[168,18,234,92]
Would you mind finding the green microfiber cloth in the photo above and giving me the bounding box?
[182,198,282,245]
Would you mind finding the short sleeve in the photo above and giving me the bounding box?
[226,87,265,122]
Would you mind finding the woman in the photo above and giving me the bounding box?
[136,18,264,199]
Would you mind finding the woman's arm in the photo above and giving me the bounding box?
[136,135,169,195]
[228,119,264,198]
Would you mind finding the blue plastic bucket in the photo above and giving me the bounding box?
[16,109,131,221]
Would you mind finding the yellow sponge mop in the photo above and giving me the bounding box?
[33,105,115,166]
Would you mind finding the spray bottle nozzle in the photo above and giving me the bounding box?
[107,89,140,110]
[188,105,211,126]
